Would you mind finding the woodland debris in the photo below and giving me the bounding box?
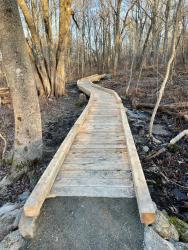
[135,102,188,111]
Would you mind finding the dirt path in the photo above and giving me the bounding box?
[24,197,144,250]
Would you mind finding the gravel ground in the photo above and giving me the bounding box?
[24,197,144,250]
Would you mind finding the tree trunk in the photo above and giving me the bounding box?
[0,0,43,163]
[163,0,171,64]
[55,0,72,96]
[41,0,56,95]
[113,0,122,75]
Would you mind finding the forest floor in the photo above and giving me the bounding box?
[0,69,188,223]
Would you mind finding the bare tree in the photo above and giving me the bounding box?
[0,0,42,167]
[55,0,72,96]
[17,0,72,96]
[149,0,183,137]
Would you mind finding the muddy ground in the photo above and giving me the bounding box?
[0,71,188,222]
[0,82,86,205]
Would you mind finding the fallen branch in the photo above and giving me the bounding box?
[135,102,188,110]
[135,102,188,121]
[170,129,188,145]
[146,147,166,160]
[145,129,188,160]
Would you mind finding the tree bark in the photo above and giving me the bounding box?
[55,0,72,96]
[0,0,43,163]
[113,0,122,75]
[41,0,56,95]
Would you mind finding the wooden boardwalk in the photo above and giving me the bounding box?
[19,75,156,238]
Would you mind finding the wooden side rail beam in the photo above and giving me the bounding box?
[120,108,156,224]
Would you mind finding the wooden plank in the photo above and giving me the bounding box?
[48,186,135,198]
[83,120,122,125]
[89,111,119,115]
[92,104,119,108]
[56,169,132,179]
[71,144,126,149]
[81,124,122,131]
[88,114,119,118]
[64,155,128,165]
[61,161,129,171]
[75,131,125,138]
[83,123,122,128]
[75,135,125,142]
[68,148,127,155]
[93,100,116,103]
[90,108,120,111]
[67,150,129,162]
[53,176,133,187]
[120,108,156,224]
[74,139,125,145]
[64,155,129,164]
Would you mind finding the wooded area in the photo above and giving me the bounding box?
[0,0,188,248]
[1,0,187,96]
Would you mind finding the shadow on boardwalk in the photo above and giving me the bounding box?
[25,197,144,250]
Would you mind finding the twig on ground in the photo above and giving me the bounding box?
[146,147,166,160]
[159,171,188,190]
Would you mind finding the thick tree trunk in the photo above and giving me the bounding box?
[0,0,43,163]
[55,0,72,96]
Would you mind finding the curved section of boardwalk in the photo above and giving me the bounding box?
[48,78,134,198]
[19,75,155,238]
